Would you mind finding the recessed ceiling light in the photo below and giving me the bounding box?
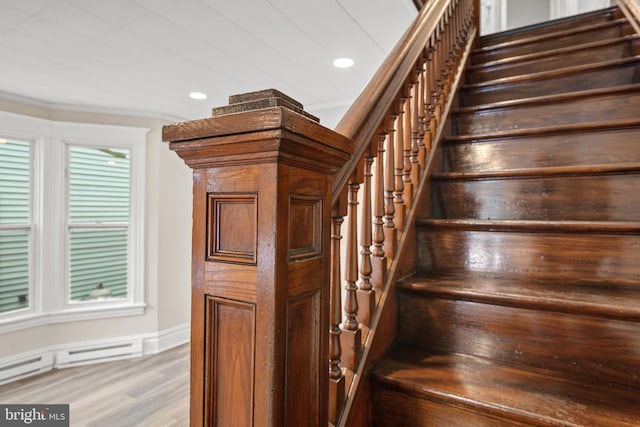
[0,138,7,144]
[189,92,207,100]
[333,57,354,68]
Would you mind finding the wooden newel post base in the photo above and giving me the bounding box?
[164,89,352,427]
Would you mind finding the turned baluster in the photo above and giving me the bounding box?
[436,23,446,112]
[383,115,397,260]
[451,8,456,61]
[340,178,361,372]
[437,26,444,76]
[447,3,455,71]
[429,34,440,125]
[329,208,345,425]
[371,129,387,290]
[454,3,461,73]
[393,103,406,229]
[459,0,469,55]
[402,88,414,207]
[450,4,457,59]
[429,38,440,130]
[457,0,468,62]
[417,58,429,165]
[449,3,457,70]
[463,0,469,42]
[425,41,437,141]
[442,6,452,83]
[437,21,447,108]
[411,67,422,188]
[452,0,460,52]
[357,149,375,327]
[467,2,472,38]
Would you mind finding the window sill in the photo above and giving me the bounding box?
[0,303,147,335]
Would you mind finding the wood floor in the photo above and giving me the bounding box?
[0,344,189,427]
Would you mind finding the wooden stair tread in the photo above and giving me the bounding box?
[454,83,640,113]
[398,272,640,320]
[372,347,640,427]
[478,6,619,48]
[463,55,640,89]
[417,218,640,233]
[473,18,628,54]
[446,118,640,142]
[372,5,640,427]
[470,34,640,71]
[431,162,640,180]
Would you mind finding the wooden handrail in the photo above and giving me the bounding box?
[618,0,640,34]
[333,0,460,204]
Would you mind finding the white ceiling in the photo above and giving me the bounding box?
[0,0,417,126]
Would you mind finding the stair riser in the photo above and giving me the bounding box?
[398,294,640,388]
[417,229,640,282]
[432,174,640,221]
[462,63,640,105]
[454,91,640,135]
[443,128,640,172]
[472,23,630,65]
[372,388,531,427]
[479,9,621,48]
[468,39,640,83]
[372,8,640,426]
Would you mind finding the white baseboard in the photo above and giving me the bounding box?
[0,349,53,386]
[55,336,144,369]
[142,323,190,355]
[0,323,190,386]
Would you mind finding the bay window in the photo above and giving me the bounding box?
[0,112,147,332]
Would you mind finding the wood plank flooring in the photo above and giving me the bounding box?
[0,344,189,427]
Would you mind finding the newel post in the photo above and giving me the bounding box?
[163,89,352,427]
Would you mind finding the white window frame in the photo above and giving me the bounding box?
[0,111,148,334]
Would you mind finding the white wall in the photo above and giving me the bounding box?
[507,0,550,30]
[0,97,192,358]
[481,0,615,35]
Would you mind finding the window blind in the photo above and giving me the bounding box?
[0,140,31,314]
[68,147,129,301]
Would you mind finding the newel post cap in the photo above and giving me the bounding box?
[163,89,353,172]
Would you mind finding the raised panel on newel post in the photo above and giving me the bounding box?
[163,89,352,427]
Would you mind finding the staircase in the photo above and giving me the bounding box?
[371,7,640,426]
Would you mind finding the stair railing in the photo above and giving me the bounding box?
[617,0,640,34]
[329,0,479,424]
[164,0,479,425]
